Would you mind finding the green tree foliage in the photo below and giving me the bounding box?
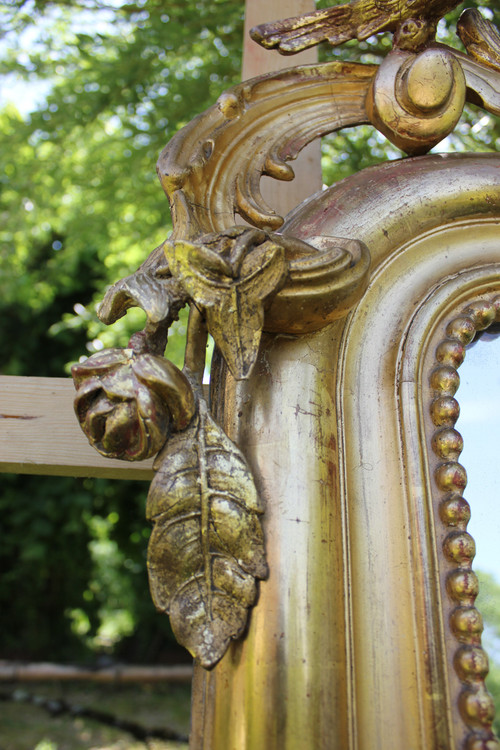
[0,0,499,663]
[0,474,188,662]
[1,0,244,365]
[0,0,244,662]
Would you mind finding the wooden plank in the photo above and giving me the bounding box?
[0,376,153,479]
[242,0,322,217]
[242,0,318,79]
[0,660,192,684]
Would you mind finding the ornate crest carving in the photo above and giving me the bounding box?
[250,0,462,54]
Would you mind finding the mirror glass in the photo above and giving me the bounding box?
[457,327,500,734]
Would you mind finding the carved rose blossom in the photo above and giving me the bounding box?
[72,349,195,461]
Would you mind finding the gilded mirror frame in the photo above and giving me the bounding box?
[67,6,500,737]
[421,285,499,747]
[189,154,500,750]
[300,153,500,750]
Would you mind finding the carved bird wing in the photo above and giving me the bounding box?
[457,8,500,73]
[250,0,461,54]
[250,5,355,54]
[249,0,419,55]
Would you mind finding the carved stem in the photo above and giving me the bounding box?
[197,400,213,623]
[184,304,208,391]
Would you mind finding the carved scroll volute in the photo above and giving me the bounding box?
[366,46,467,155]
[246,5,500,161]
[156,61,377,240]
[264,235,370,334]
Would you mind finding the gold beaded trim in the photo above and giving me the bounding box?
[430,297,500,750]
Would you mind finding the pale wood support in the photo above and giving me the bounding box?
[0,660,191,684]
[0,376,153,479]
[242,0,322,218]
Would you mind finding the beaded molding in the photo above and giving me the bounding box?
[430,296,500,750]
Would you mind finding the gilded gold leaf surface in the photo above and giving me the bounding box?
[165,228,288,379]
[156,19,500,254]
[99,244,176,325]
[72,349,195,460]
[250,0,461,54]
[147,400,267,668]
[458,8,500,73]
[266,235,371,333]
[99,269,174,325]
[366,47,467,154]
[98,244,188,355]
[71,0,500,690]
[157,62,376,238]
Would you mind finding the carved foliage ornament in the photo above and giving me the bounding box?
[72,3,500,667]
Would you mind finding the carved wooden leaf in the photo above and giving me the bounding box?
[250,6,354,54]
[146,401,267,668]
[98,244,187,327]
[165,235,287,379]
[99,271,174,325]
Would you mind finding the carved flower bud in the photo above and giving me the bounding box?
[72,349,195,461]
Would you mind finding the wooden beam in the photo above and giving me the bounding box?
[242,0,318,79]
[0,660,192,684]
[0,376,153,479]
[242,0,322,217]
